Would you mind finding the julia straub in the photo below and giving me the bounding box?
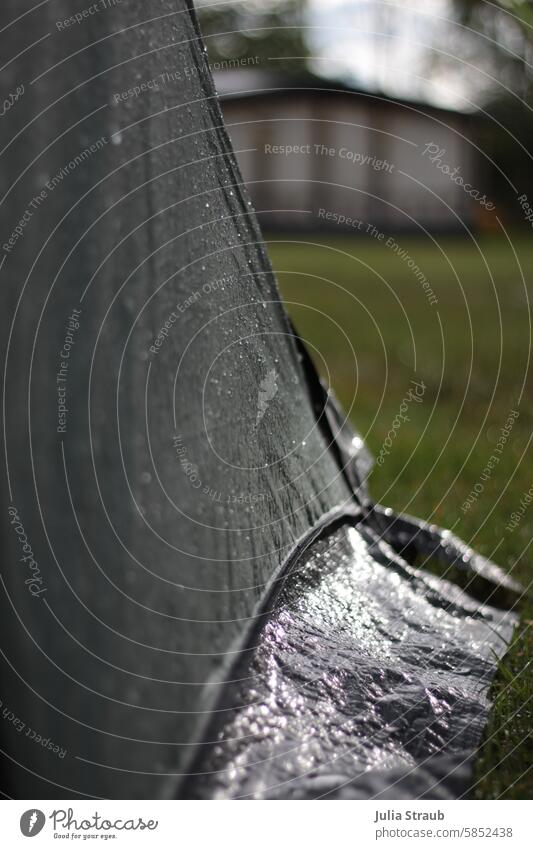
[374,810,445,823]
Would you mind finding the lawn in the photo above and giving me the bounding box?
[266,232,532,799]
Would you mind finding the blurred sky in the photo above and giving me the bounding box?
[306,0,485,110]
[198,0,526,112]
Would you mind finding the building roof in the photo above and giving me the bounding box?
[213,69,477,121]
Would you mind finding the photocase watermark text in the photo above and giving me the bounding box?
[8,505,47,597]
[375,380,426,466]
[422,143,494,211]
[50,807,158,833]
[0,84,24,118]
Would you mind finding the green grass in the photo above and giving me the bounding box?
[266,232,533,799]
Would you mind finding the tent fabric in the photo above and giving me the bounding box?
[0,0,353,799]
[0,0,519,800]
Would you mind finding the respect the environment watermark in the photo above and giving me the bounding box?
[367,224,438,306]
[316,208,438,306]
[3,137,108,254]
[113,56,261,104]
[55,0,124,30]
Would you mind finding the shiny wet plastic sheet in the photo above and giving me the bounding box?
[189,521,517,799]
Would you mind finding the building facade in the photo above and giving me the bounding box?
[216,73,482,233]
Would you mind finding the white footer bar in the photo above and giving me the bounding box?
[2,799,529,847]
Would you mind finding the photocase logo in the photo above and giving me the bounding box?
[20,809,46,837]
[255,367,279,426]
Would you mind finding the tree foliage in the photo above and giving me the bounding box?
[196,0,309,71]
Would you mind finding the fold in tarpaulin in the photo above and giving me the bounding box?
[0,0,520,800]
[186,521,517,799]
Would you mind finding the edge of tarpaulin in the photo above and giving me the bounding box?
[168,501,362,797]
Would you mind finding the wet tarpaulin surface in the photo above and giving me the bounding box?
[188,520,517,799]
[0,0,520,799]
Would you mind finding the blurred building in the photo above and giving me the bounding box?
[216,71,484,233]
